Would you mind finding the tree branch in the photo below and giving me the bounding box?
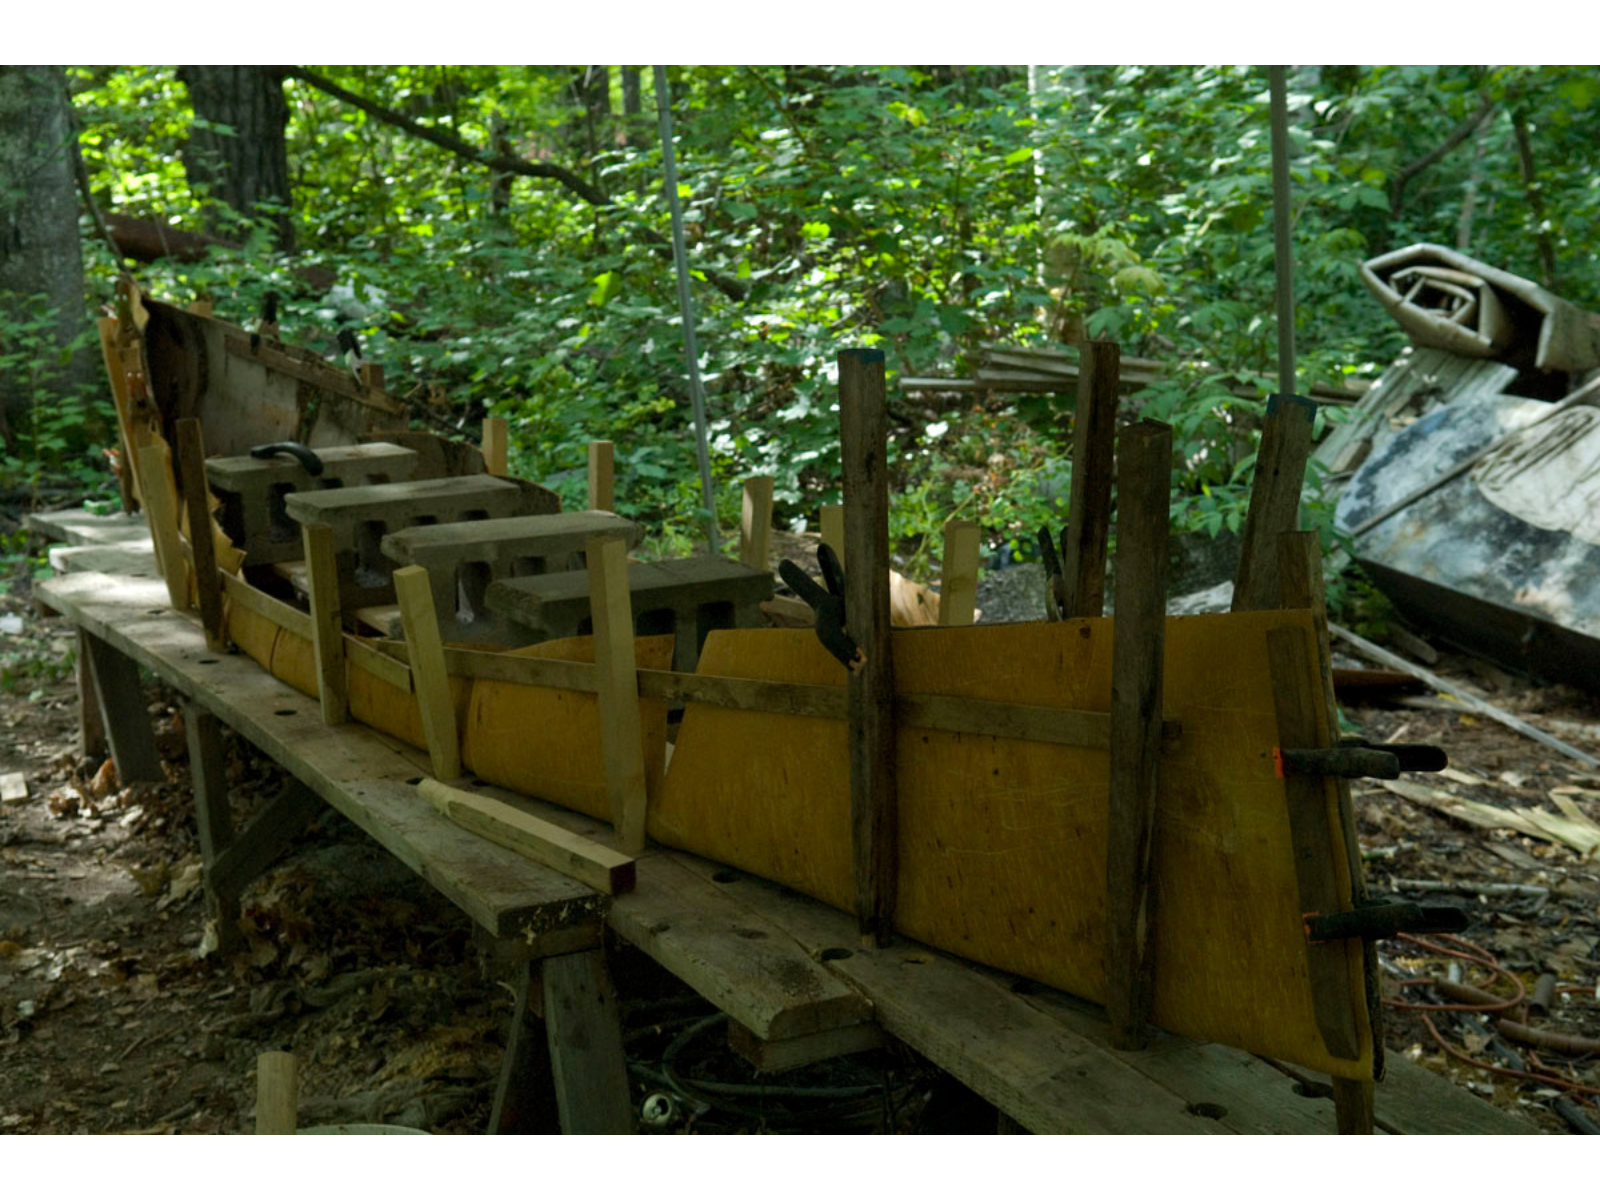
[283,66,747,301]
[1389,93,1495,218]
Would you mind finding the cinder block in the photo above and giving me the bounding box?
[381,511,642,644]
[485,556,774,672]
[208,442,419,565]
[285,475,534,610]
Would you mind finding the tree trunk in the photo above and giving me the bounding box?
[620,67,643,146]
[1509,106,1557,290]
[176,66,295,250]
[0,66,95,454]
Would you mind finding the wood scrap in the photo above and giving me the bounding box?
[0,773,27,803]
[418,779,635,895]
[1330,622,1600,769]
[1378,778,1600,857]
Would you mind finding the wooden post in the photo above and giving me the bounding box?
[302,523,348,725]
[185,703,241,953]
[740,475,775,573]
[393,564,461,781]
[483,415,509,477]
[1062,340,1120,618]
[1278,530,1378,1133]
[588,440,615,512]
[1232,394,1316,613]
[75,629,107,764]
[358,362,385,391]
[254,1050,297,1134]
[838,348,897,947]
[937,518,981,626]
[587,534,649,854]
[542,949,635,1133]
[820,504,844,571]
[174,418,225,651]
[81,632,163,785]
[136,442,187,612]
[1104,418,1171,1050]
[187,297,213,318]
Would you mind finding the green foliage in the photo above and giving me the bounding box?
[36,64,1600,615]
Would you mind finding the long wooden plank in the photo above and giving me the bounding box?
[839,347,897,946]
[342,635,412,693]
[664,852,1223,1134]
[1105,418,1171,1050]
[1266,1057,1534,1135]
[420,779,635,895]
[1062,339,1119,618]
[302,523,348,725]
[587,534,648,853]
[393,564,462,781]
[1232,394,1316,613]
[36,571,603,944]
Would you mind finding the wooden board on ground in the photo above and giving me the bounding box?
[654,618,1371,1078]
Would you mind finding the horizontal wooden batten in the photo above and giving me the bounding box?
[220,571,312,641]
[222,334,405,415]
[226,593,1179,752]
[343,635,412,692]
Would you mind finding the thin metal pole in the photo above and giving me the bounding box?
[1269,65,1296,398]
[653,65,720,553]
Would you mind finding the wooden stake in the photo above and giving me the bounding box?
[358,362,385,391]
[174,419,226,651]
[937,518,981,626]
[302,523,347,725]
[419,779,636,894]
[740,475,775,573]
[1280,529,1383,1124]
[393,564,461,781]
[136,442,187,612]
[820,504,844,571]
[254,1050,297,1134]
[587,534,648,854]
[95,315,136,513]
[1232,394,1316,613]
[1105,418,1171,1049]
[483,415,509,477]
[838,348,897,946]
[588,440,615,512]
[1062,339,1120,618]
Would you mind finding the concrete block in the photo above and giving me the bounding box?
[485,556,774,672]
[381,511,642,644]
[207,442,419,565]
[285,475,534,609]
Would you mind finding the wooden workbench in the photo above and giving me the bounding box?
[29,508,1534,1135]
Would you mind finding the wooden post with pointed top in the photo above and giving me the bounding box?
[838,348,897,947]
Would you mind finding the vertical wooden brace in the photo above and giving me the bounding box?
[838,348,897,946]
[393,564,461,781]
[587,534,649,854]
[1232,394,1316,613]
[588,440,615,512]
[174,418,225,651]
[302,522,348,725]
[136,441,187,612]
[1062,340,1120,618]
[740,475,775,573]
[482,416,509,477]
[1105,417,1171,1050]
[937,518,981,627]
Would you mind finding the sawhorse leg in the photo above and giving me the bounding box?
[489,946,634,1134]
[75,630,107,764]
[184,703,322,953]
[81,630,162,784]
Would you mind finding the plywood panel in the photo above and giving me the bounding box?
[653,617,1371,1078]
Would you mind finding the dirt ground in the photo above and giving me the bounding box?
[2,578,1598,1135]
